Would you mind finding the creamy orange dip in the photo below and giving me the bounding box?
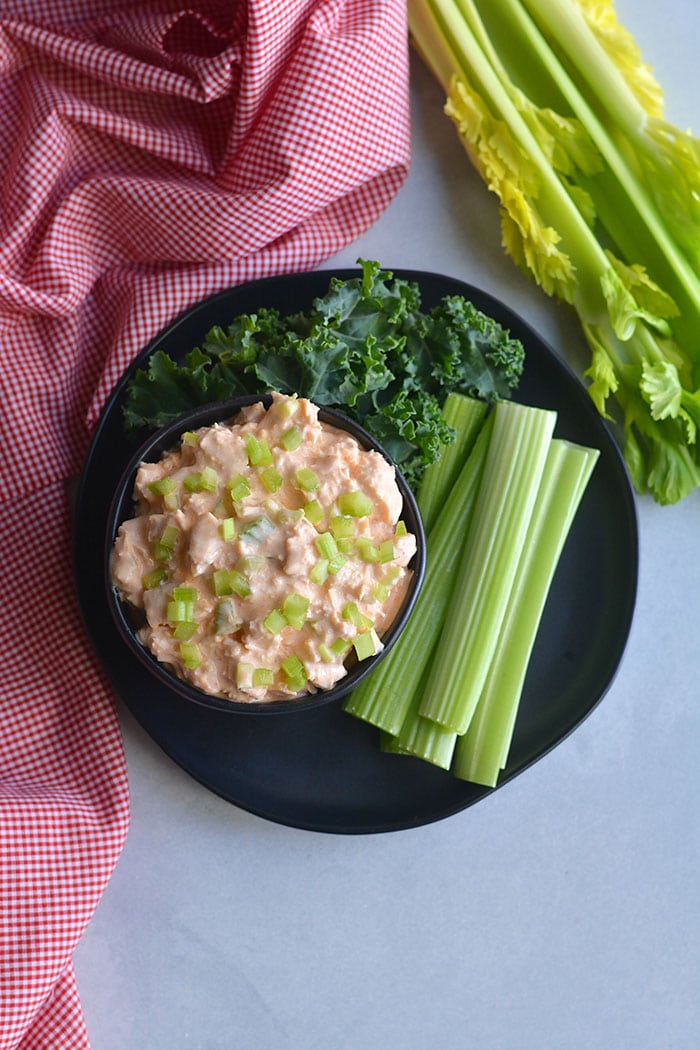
[111,393,417,703]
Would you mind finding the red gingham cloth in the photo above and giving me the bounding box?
[0,2,410,1045]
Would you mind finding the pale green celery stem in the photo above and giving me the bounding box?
[342,415,493,735]
[417,393,487,532]
[408,0,611,323]
[489,0,700,334]
[418,400,556,733]
[454,438,599,787]
[382,719,457,771]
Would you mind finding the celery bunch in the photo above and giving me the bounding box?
[344,393,599,787]
[408,0,700,504]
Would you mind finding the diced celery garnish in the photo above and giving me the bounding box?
[246,434,273,466]
[263,608,287,634]
[213,569,251,598]
[167,600,191,623]
[338,490,372,517]
[341,602,374,631]
[395,520,408,537]
[353,629,380,661]
[318,643,334,664]
[236,662,254,688]
[181,431,199,446]
[220,517,236,541]
[329,515,355,539]
[330,637,351,658]
[199,466,218,493]
[180,642,201,669]
[281,654,307,690]
[142,567,168,589]
[172,586,197,602]
[260,466,283,493]
[214,598,239,636]
[327,553,347,575]
[227,474,251,503]
[280,425,303,451]
[148,477,176,498]
[183,472,202,492]
[294,467,319,492]
[315,532,338,560]
[154,524,179,561]
[173,621,197,641]
[282,593,309,630]
[376,540,394,564]
[252,667,274,687]
[304,500,324,526]
[355,537,379,563]
[239,515,275,543]
[310,559,329,585]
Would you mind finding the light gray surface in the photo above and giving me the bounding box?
[74,3,700,1047]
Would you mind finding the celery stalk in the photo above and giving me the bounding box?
[454,436,598,785]
[418,399,556,733]
[417,393,487,532]
[342,413,492,734]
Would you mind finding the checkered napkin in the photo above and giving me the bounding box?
[0,3,409,1045]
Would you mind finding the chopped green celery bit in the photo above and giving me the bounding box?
[179,642,201,669]
[237,555,265,573]
[280,425,303,451]
[417,394,488,532]
[239,515,274,543]
[275,397,299,419]
[315,532,338,560]
[220,517,236,541]
[303,500,324,526]
[330,515,355,539]
[341,602,374,631]
[355,537,379,563]
[142,567,168,589]
[214,598,239,635]
[454,438,599,787]
[163,492,179,510]
[200,467,218,492]
[330,637,351,658]
[263,608,288,634]
[372,581,390,603]
[246,434,273,466]
[183,472,202,492]
[377,540,394,564]
[276,506,304,524]
[336,537,354,554]
[158,524,179,549]
[154,537,176,561]
[281,654,307,690]
[327,553,347,575]
[353,629,380,661]
[282,592,309,629]
[338,490,372,517]
[260,466,283,492]
[172,586,197,602]
[294,467,320,492]
[342,414,493,735]
[167,600,194,623]
[213,569,251,598]
[395,520,408,537]
[173,621,197,641]
[252,667,275,687]
[236,662,254,688]
[227,473,251,502]
[148,477,176,497]
[318,643,334,664]
[181,431,199,446]
[310,559,329,585]
[418,401,557,735]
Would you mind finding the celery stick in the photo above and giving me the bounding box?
[384,714,457,771]
[418,399,556,734]
[417,393,487,532]
[342,413,493,735]
[454,437,599,786]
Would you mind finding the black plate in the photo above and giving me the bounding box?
[73,268,638,834]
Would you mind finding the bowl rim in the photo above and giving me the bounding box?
[103,392,427,715]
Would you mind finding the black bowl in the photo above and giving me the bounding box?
[104,393,426,715]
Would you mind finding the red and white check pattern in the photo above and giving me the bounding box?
[0,3,409,1045]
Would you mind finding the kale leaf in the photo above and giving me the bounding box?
[122,260,525,486]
